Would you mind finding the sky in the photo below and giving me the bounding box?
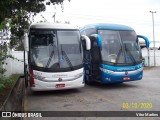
[34,0,160,42]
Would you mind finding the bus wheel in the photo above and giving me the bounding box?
[25,72,29,88]
[85,76,94,85]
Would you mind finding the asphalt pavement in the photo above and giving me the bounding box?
[24,67,160,120]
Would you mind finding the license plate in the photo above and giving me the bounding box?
[55,84,65,88]
[123,76,130,80]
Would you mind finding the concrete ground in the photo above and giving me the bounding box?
[24,67,160,120]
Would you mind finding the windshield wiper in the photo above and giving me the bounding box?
[124,44,137,65]
[45,49,55,68]
[61,45,73,70]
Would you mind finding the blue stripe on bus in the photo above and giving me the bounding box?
[100,63,143,84]
[100,63,143,72]
[81,23,134,31]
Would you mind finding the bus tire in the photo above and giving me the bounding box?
[85,76,94,85]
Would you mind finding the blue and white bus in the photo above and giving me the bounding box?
[80,23,149,84]
[24,23,90,91]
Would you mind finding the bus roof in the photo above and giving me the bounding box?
[30,23,79,30]
[81,23,134,31]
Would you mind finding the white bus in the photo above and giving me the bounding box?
[24,23,90,91]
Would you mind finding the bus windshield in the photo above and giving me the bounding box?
[30,30,82,71]
[98,30,142,65]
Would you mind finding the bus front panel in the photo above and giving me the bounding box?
[100,63,143,84]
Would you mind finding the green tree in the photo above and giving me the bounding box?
[0,0,67,88]
[0,0,66,50]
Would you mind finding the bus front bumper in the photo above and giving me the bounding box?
[100,67,143,84]
[30,76,84,91]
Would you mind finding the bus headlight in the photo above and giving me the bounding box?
[100,67,114,74]
[33,74,45,80]
[137,67,143,72]
[74,72,84,78]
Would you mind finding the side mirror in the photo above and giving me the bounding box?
[81,35,91,50]
[90,34,102,48]
[24,33,29,51]
[137,35,150,48]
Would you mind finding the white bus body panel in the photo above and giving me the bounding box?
[31,68,84,91]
